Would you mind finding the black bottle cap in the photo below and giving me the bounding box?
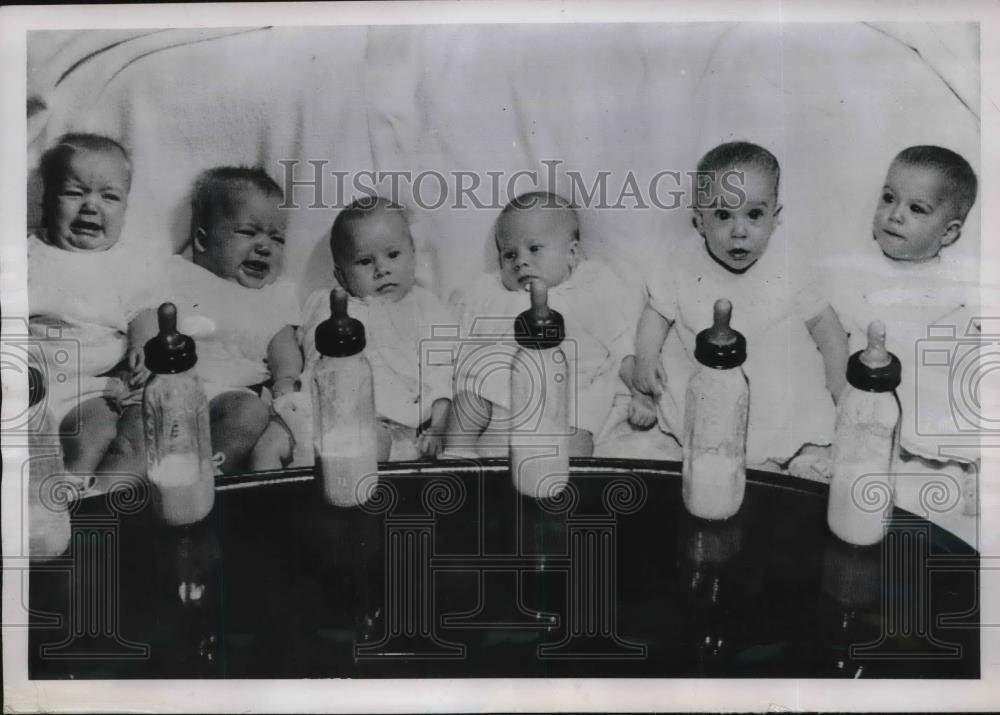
[694,298,747,369]
[514,279,565,350]
[315,287,366,357]
[846,320,901,392]
[144,303,197,374]
[27,364,45,408]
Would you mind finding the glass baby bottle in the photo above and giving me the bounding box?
[509,279,571,499]
[27,363,72,561]
[310,287,379,507]
[682,298,749,521]
[143,302,215,526]
[827,320,901,546]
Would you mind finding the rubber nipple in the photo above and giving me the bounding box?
[144,302,198,374]
[694,298,747,369]
[708,299,738,346]
[529,279,551,321]
[860,320,891,369]
[315,286,366,357]
[514,279,565,349]
[845,319,901,392]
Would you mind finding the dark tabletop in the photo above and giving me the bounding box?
[28,458,979,679]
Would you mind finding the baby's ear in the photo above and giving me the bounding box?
[568,238,581,265]
[773,203,783,223]
[941,219,963,249]
[192,227,207,254]
[692,210,705,236]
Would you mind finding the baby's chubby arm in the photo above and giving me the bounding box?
[268,325,304,398]
[417,398,452,458]
[806,305,848,404]
[125,308,158,388]
[629,305,672,398]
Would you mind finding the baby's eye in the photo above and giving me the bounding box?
[529,244,542,253]
[910,204,927,215]
[502,251,517,262]
[236,229,256,237]
[882,192,894,204]
[387,250,400,259]
[271,234,285,245]
[60,188,82,198]
[748,208,764,220]
[357,257,374,266]
[715,209,731,220]
[102,192,121,202]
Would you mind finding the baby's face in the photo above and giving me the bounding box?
[694,165,779,272]
[873,161,961,262]
[336,210,416,302]
[45,150,130,252]
[194,188,287,289]
[496,208,579,291]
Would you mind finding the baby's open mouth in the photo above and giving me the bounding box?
[728,249,750,260]
[71,220,102,236]
[517,275,537,285]
[882,228,905,239]
[376,283,398,294]
[241,259,270,278]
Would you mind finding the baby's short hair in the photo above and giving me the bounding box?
[329,195,409,263]
[893,145,978,222]
[695,141,780,205]
[39,133,132,213]
[498,191,580,243]
[190,166,283,237]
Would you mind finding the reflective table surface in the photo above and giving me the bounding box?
[29,459,979,678]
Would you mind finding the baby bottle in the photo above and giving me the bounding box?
[143,302,215,526]
[682,298,749,521]
[509,279,571,499]
[310,287,379,507]
[827,320,901,546]
[26,363,72,561]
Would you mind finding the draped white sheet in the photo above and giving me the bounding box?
[26,23,980,309]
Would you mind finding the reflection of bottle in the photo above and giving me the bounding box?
[27,364,72,561]
[311,287,378,507]
[827,321,901,546]
[143,303,215,526]
[509,280,571,499]
[676,513,744,671]
[160,523,222,669]
[682,299,749,520]
[819,539,881,677]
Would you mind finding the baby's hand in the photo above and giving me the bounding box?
[417,430,444,459]
[271,376,298,399]
[632,357,666,398]
[126,346,151,389]
[627,392,659,430]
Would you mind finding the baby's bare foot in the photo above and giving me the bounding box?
[627,393,658,430]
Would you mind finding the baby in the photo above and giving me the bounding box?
[298,196,454,461]
[829,145,980,516]
[157,167,302,474]
[28,133,159,483]
[626,141,848,474]
[451,192,633,457]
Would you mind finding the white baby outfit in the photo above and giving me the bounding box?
[828,249,981,463]
[27,232,162,424]
[300,284,456,429]
[452,259,633,437]
[649,234,836,465]
[161,256,301,400]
